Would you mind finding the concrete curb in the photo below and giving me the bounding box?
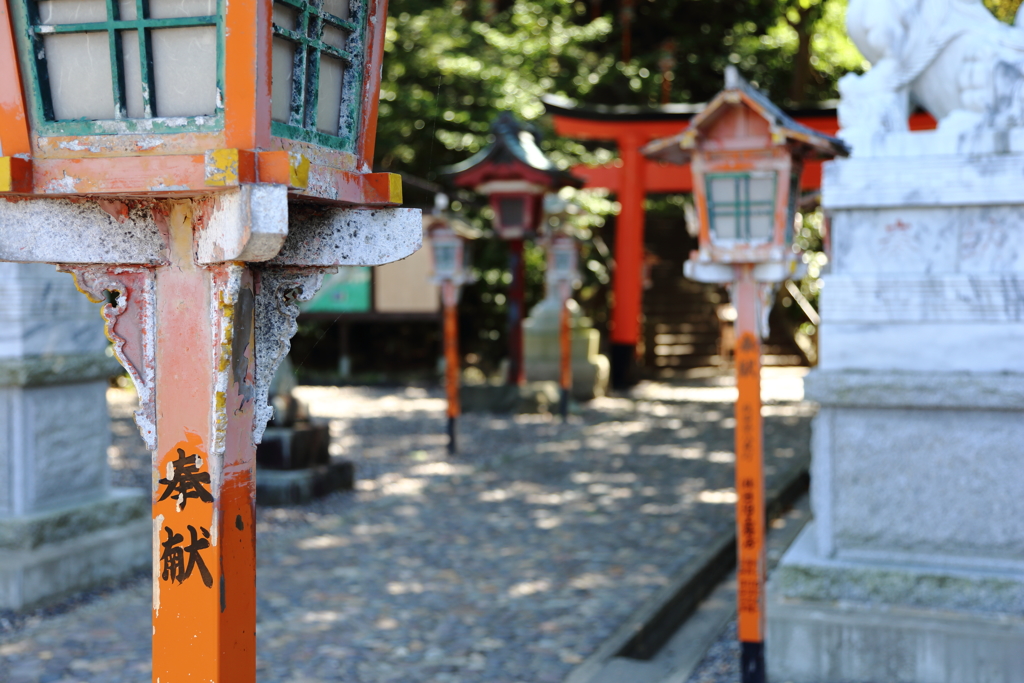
[564,465,809,683]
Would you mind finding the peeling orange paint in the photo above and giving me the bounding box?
[151,204,257,683]
[257,151,310,189]
[0,5,30,156]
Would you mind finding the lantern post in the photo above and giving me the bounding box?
[643,66,847,683]
[546,231,579,420]
[443,113,582,387]
[427,194,472,454]
[0,2,419,681]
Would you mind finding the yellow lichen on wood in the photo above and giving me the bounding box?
[205,148,239,186]
[289,152,310,189]
[387,172,403,204]
[0,156,14,192]
[0,156,31,192]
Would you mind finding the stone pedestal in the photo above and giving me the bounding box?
[524,296,609,400]
[0,264,148,610]
[767,133,1024,682]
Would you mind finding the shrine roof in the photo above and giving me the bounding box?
[542,94,839,124]
[441,112,583,189]
[423,212,484,240]
[542,95,702,122]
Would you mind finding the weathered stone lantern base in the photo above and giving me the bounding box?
[524,296,609,401]
[766,138,1024,682]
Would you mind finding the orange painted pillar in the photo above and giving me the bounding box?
[610,134,645,388]
[732,265,766,683]
[151,202,257,682]
[442,282,460,453]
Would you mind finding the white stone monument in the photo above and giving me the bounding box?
[767,1,1024,680]
[0,265,148,610]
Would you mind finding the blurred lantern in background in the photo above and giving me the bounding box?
[547,233,578,291]
[443,112,582,386]
[427,193,473,453]
[545,219,579,420]
[642,66,847,683]
[488,181,543,240]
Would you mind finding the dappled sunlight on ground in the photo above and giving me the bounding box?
[630,366,809,404]
[249,381,811,682]
[1,378,812,683]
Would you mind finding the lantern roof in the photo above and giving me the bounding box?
[642,67,849,165]
[424,212,483,240]
[442,112,583,190]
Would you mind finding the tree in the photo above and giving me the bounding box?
[370,0,903,372]
[377,0,865,187]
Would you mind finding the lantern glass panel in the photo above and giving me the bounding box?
[323,0,350,20]
[37,0,106,23]
[43,33,115,120]
[148,0,217,18]
[322,24,348,51]
[316,54,345,135]
[118,0,137,19]
[706,172,776,243]
[152,27,218,117]
[498,197,525,232]
[434,242,459,277]
[119,31,145,118]
[271,36,297,124]
[269,0,366,151]
[25,0,222,130]
[272,3,299,30]
[554,248,572,275]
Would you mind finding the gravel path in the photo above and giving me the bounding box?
[684,621,741,683]
[1,371,812,683]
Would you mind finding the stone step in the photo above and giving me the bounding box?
[650,354,722,369]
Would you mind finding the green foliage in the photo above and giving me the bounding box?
[377,0,865,180]
[732,0,868,103]
[378,1,611,178]
[377,0,868,371]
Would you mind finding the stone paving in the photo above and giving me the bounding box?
[0,370,812,683]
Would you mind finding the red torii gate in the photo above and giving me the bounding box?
[543,95,936,385]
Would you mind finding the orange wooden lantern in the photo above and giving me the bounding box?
[0,0,398,204]
[426,201,474,454]
[0,3,418,682]
[643,67,846,683]
[547,230,578,420]
[643,67,847,283]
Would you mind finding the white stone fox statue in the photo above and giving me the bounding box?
[840,0,1024,143]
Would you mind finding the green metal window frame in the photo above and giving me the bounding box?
[13,0,225,137]
[270,0,367,152]
[705,172,777,242]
